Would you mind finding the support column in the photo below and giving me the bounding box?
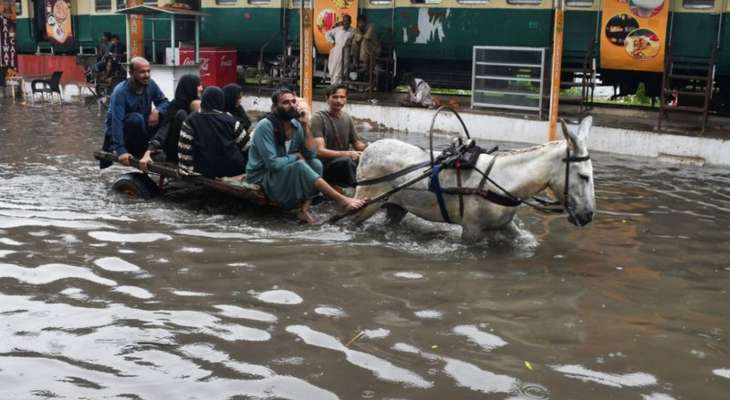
[170,14,176,65]
[195,16,200,64]
[300,0,313,105]
[547,0,565,141]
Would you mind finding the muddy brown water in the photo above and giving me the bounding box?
[1,98,729,399]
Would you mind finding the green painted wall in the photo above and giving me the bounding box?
[393,8,552,60]
[12,7,730,75]
[201,7,284,53]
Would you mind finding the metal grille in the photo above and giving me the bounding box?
[471,46,549,118]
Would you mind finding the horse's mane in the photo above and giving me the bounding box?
[494,140,563,156]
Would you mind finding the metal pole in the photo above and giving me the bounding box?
[152,19,157,64]
[300,0,313,105]
[125,15,131,64]
[195,16,200,64]
[171,14,176,65]
[547,0,565,141]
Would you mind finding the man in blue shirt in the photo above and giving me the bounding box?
[101,57,169,168]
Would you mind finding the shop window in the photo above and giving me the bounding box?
[369,0,391,4]
[291,0,312,6]
[248,0,270,4]
[15,0,22,15]
[95,0,111,11]
[411,0,441,4]
[507,0,541,4]
[683,0,713,8]
[458,0,488,4]
[117,0,126,10]
[216,0,237,4]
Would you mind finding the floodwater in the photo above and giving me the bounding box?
[1,98,729,400]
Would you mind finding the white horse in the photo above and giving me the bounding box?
[352,117,596,242]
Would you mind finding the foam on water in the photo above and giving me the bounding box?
[0,216,115,230]
[0,238,23,246]
[171,290,211,297]
[253,290,304,305]
[214,304,278,323]
[713,368,730,379]
[452,325,508,351]
[391,342,519,395]
[286,325,432,388]
[94,257,142,273]
[0,263,117,286]
[414,310,443,319]
[113,286,155,299]
[88,231,172,243]
[0,250,16,258]
[551,364,657,388]
[314,306,348,318]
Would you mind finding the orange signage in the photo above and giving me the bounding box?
[600,0,669,72]
[128,0,144,58]
[313,0,357,55]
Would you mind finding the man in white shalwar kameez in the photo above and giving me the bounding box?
[325,15,354,85]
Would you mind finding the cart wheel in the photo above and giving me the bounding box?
[111,172,160,200]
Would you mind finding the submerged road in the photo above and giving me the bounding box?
[1,99,729,399]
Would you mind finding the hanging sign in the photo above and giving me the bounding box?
[0,0,17,71]
[313,0,357,55]
[600,0,669,72]
[45,0,73,45]
[128,0,144,59]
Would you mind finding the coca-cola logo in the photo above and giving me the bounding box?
[220,55,233,67]
[198,57,210,72]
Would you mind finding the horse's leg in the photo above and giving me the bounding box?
[384,203,408,225]
[461,222,486,243]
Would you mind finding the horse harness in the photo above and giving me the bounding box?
[356,138,590,223]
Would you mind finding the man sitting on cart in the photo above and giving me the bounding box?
[100,57,169,169]
[246,87,366,224]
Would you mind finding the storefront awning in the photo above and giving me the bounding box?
[115,5,205,17]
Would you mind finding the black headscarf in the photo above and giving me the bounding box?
[148,74,201,162]
[222,83,252,130]
[171,74,201,111]
[184,86,245,178]
[201,86,225,112]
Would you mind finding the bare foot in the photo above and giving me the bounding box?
[338,196,367,211]
[298,208,317,224]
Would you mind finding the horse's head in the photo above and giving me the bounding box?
[554,116,596,227]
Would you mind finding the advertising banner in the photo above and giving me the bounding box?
[0,0,17,71]
[45,0,73,45]
[313,0,357,55]
[600,0,669,72]
[128,0,144,59]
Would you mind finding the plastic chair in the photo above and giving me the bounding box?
[31,71,64,107]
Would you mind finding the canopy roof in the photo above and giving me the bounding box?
[116,5,205,17]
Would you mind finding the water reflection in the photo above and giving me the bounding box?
[1,99,730,399]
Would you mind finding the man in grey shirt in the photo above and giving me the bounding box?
[311,84,367,188]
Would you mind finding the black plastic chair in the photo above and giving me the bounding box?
[31,71,64,107]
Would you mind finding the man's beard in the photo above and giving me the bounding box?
[275,107,299,120]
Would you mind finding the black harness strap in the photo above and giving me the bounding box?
[456,160,464,219]
[441,187,522,207]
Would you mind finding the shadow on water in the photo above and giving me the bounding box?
[1,99,730,399]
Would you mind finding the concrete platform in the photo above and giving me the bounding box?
[241,85,730,167]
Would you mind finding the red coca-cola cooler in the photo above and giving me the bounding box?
[179,47,237,88]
